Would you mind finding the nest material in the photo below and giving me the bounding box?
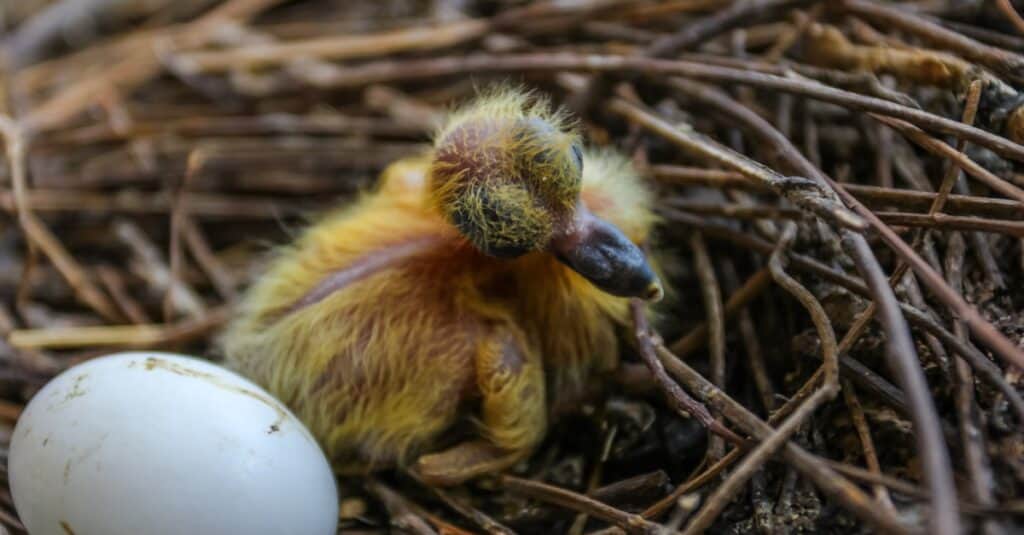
[1,0,1024,533]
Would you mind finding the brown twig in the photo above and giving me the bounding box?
[996,0,1024,35]
[653,342,910,534]
[180,216,237,302]
[681,222,840,533]
[661,208,1024,423]
[0,116,122,322]
[842,0,1024,83]
[608,96,864,231]
[842,380,894,511]
[7,306,228,350]
[635,80,961,534]
[665,199,1024,236]
[672,266,773,363]
[943,233,1004,535]
[95,265,152,325]
[871,114,1024,205]
[631,300,746,448]
[364,479,438,535]
[289,51,1024,162]
[689,231,727,461]
[500,475,660,534]
[171,18,490,73]
[652,165,1024,219]
[407,472,515,535]
[0,189,321,219]
[22,0,285,132]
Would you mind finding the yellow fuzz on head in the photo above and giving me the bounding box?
[428,87,584,257]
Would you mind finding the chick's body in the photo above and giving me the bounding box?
[223,93,656,481]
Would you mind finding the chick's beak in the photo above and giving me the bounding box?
[549,209,663,302]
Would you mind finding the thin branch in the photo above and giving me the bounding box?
[995,0,1024,36]
[248,52,1024,162]
[0,116,121,322]
[690,232,728,461]
[842,380,895,510]
[500,475,661,535]
[842,0,1024,83]
[171,18,490,73]
[631,300,747,447]
[7,307,228,349]
[871,114,1024,204]
[651,165,1024,219]
[653,342,910,534]
[364,479,438,535]
[681,222,840,533]
[661,208,1024,423]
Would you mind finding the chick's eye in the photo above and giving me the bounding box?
[570,144,583,171]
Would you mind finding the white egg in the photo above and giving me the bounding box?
[9,352,338,535]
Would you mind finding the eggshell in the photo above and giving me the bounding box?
[9,352,338,535]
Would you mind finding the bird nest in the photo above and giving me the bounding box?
[1,0,1024,533]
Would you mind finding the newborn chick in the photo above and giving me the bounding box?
[222,88,661,485]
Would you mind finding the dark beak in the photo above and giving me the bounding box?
[549,209,663,301]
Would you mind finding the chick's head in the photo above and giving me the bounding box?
[429,88,582,258]
[429,87,662,302]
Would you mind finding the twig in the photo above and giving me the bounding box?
[114,219,206,320]
[665,199,1024,236]
[653,342,910,534]
[767,223,840,392]
[609,96,864,231]
[166,150,201,322]
[364,479,438,535]
[499,475,660,534]
[944,233,1004,535]
[0,189,321,219]
[408,472,515,535]
[588,471,670,507]
[721,260,775,413]
[7,306,227,350]
[661,208,1024,423]
[637,81,961,534]
[995,0,1024,36]
[631,300,746,447]
[689,232,727,461]
[671,267,772,357]
[872,211,1024,236]
[652,165,1024,219]
[871,114,1024,204]
[95,265,152,325]
[278,52,1024,162]
[842,0,1024,83]
[22,0,285,132]
[842,380,894,510]
[682,222,841,533]
[0,116,121,322]
[171,18,490,73]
